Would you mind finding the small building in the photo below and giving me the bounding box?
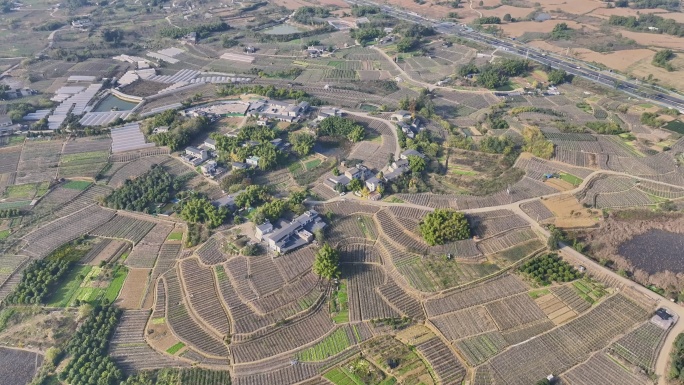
[317,107,341,121]
[153,126,169,134]
[0,116,13,128]
[389,159,409,173]
[255,221,274,241]
[264,210,327,254]
[186,146,208,160]
[400,149,426,160]
[246,155,260,167]
[270,138,284,149]
[383,169,404,182]
[307,46,327,58]
[365,176,382,192]
[204,138,217,150]
[213,194,236,209]
[344,164,370,181]
[391,110,411,121]
[356,17,370,25]
[398,121,415,139]
[243,140,260,148]
[71,19,92,29]
[201,160,217,174]
[232,162,249,170]
[182,31,198,44]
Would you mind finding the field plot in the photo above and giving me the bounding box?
[58,150,110,178]
[485,293,548,331]
[488,294,649,385]
[0,146,21,174]
[344,263,398,322]
[425,274,529,317]
[0,347,43,385]
[361,335,435,385]
[82,238,129,265]
[116,268,150,309]
[415,336,466,385]
[230,307,335,363]
[562,352,650,385]
[534,289,578,325]
[106,155,170,188]
[179,258,231,336]
[110,309,187,373]
[609,321,667,372]
[90,214,156,244]
[15,139,62,184]
[164,268,228,357]
[456,331,508,366]
[22,205,116,258]
[125,222,175,268]
[431,307,497,341]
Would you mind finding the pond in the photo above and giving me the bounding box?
[263,24,304,35]
[92,94,139,112]
[617,229,684,274]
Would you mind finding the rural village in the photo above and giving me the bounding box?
[0,0,684,384]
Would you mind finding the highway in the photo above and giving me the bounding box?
[346,0,684,112]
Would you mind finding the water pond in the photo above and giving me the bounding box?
[617,229,684,274]
[93,94,138,112]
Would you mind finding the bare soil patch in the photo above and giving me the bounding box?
[619,30,684,50]
[544,178,574,191]
[481,5,533,20]
[116,268,151,309]
[576,211,684,290]
[535,0,600,14]
[500,20,589,38]
[591,7,665,19]
[120,80,168,98]
[0,347,42,385]
[541,195,599,228]
[147,322,184,353]
[575,49,655,72]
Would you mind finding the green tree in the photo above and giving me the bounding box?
[419,209,471,246]
[407,155,427,173]
[313,243,340,279]
[503,13,512,21]
[289,132,316,156]
[347,178,363,192]
[547,69,568,85]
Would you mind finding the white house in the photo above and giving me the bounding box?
[186,146,208,161]
[391,110,411,121]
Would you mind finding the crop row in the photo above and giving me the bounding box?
[477,227,538,255]
[468,212,529,239]
[485,293,548,331]
[488,294,649,385]
[90,215,156,244]
[562,352,648,385]
[230,307,335,363]
[164,269,228,357]
[609,321,667,371]
[316,201,380,217]
[378,280,424,320]
[249,255,286,297]
[180,258,231,336]
[456,331,508,366]
[23,205,115,258]
[425,274,528,317]
[345,263,398,322]
[431,306,497,341]
[415,337,466,385]
[520,200,555,223]
[339,242,381,264]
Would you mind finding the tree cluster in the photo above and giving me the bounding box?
[318,116,365,142]
[474,59,531,89]
[146,115,211,151]
[549,22,573,40]
[186,222,210,248]
[158,21,230,39]
[398,89,436,118]
[479,136,516,155]
[621,0,679,10]
[519,253,581,285]
[288,132,316,156]
[351,5,380,16]
[216,84,320,105]
[668,333,684,382]
[219,168,254,194]
[105,165,179,212]
[419,209,470,246]
[396,37,421,52]
[608,14,684,37]
[585,121,624,135]
[350,27,385,45]
[475,16,501,24]
[547,68,569,85]
[60,305,124,385]
[234,185,271,209]
[5,259,72,304]
[292,6,330,25]
[313,243,340,279]
[641,112,663,127]
[0,208,21,217]
[653,49,676,71]
[522,126,554,159]
[177,194,229,228]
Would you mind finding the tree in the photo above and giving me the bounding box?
[535,379,551,385]
[347,178,363,192]
[522,126,554,159]
[407,155,427,173]
[419,209,470,246]
[503,13,512,22]
[313,243,340,279]
[289,132,316,156]
[547,69,568,85]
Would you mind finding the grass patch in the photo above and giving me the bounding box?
[62,181,92,190]
[558,173,583,186]
[167,342,185,355]
[103,266,128,303]
[331,282,349,324]
[664,120,684,135]
[167,232,183,241]
[0,200,31,210]
[0,229,9,240]
[8,136,24,145]
[288,162,303,174]
[297,328,352,361]
[304,159,322,171]
[152,317,165,324]
[528,289,550,299]
[4,183,41,199]
[384,197,404,203]
[47,265,93,307]
[450,167,477,176]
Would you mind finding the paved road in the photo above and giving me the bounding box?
[345,0,684,112]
